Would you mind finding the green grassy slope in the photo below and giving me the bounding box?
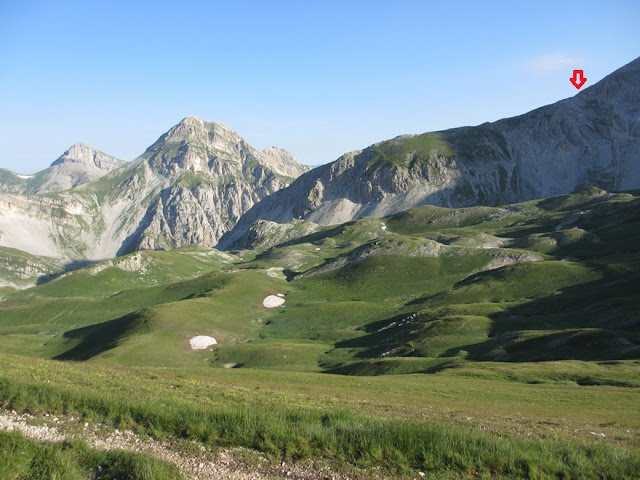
[366,132,456,170]
[0,188,639,477]
[0,169,27,189]
[0,246,64,288]
[0,188,638,376]
[0,247,245,361]
[0,430,181,480]
[0,353,638,478]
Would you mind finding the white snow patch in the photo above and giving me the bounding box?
[381,223,387,231]
[189,336,217,350]
[16,174,34,179]
[263,295,285,308]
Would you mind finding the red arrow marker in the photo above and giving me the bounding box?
[570,69,587,89]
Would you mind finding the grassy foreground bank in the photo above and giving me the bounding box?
[0,354,638,479]
[0,430,181,480]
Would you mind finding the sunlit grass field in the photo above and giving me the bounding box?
[1,353,639,478]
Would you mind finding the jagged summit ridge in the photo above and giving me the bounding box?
[157,116,237,149]
[141,115,308,179]
[261,146,307,179]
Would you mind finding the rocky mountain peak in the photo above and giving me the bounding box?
[0,116,311,263]
[143,117,308,179]
[163,116,236,146]
[51,143,124,170]
[580,56,640,104]
[16,143,126,194]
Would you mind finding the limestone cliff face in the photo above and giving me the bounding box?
[219,56,640,250]
[0,117,308,263]
[109,117,307,256]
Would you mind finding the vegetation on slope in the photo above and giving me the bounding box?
[366,132,456,170]
[0,429,181,480]
[0,246,63,288]
[0,188,638,477]
[1,354,639,478]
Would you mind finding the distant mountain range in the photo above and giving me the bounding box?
[219,56,640,249]
[0,143,124,195]
[0,117,307,286]
[1,56,639,286]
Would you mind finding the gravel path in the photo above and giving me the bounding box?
[0,409,377,480]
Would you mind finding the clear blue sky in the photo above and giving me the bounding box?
[1,0,638,172]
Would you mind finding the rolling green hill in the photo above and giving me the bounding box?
[0,188,639,478]
[1,188,638,374]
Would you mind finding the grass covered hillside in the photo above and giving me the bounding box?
[0,246,64,289]
[0,187,639,478]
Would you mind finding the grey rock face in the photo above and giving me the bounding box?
[238,219,320,251]
[0,116,308,263]
[38,143,126,193]
[219,56,640,250]
[111,117,308,256]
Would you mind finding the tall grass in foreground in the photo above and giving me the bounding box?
[1,369,639,480]
[0,430,181,480]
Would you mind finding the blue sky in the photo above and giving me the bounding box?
[1,1,638,172]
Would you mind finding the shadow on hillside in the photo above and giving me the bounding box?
[54,311,150,361]
[327,265,640,371]
[35,259,99,286]
[116,198,163,257]
[331,312,421,360]
[450,270,640,362]
[274,224,350,249]
[439,268,640,362]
